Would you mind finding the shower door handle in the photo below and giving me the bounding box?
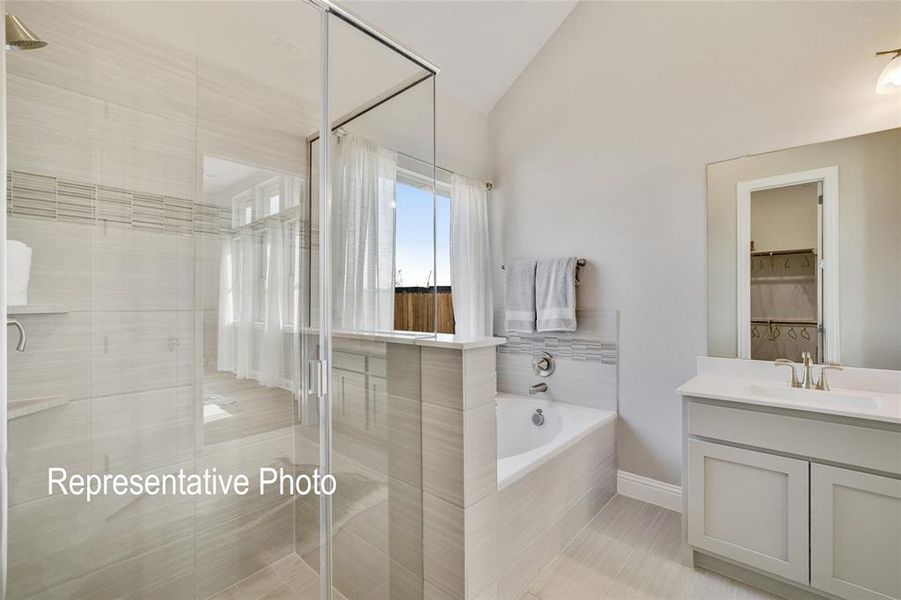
[7,319,26,352]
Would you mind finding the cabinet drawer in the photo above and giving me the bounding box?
[688,400,901,476]
[811,464,901,600]
[333,351,366,373]
[688,439,809,584]
[369,357,387,378]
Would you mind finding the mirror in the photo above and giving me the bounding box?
[707,128,901,370]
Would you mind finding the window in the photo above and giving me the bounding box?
[394,177,454,333]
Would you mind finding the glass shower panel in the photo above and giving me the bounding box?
[318,12,437,600]
[4,1,324,598]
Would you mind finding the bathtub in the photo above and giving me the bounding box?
[496,392,616,489]
[495,392,617,598]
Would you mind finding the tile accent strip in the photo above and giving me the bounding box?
[498,332,617,365]
[7,170,233,235]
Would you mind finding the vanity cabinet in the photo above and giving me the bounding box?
[811,464,901,599]
[687,439,809,584]
[332,348,389,436]
[685,398,901,600]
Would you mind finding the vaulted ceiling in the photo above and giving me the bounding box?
[345,0,578,113]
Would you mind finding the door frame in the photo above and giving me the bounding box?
[736,166,839,363]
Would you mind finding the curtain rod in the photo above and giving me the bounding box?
[383,138,494,191]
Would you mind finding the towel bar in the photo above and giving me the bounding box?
[500,258,586,286]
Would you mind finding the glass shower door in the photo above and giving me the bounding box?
[2,2,324,598]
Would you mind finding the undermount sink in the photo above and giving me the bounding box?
[746,384,881,411]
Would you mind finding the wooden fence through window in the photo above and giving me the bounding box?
[394,286,455,334]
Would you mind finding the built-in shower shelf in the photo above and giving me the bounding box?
[7,395,69,420]
[8,304,68,315]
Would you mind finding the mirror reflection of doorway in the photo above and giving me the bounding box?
[749,182,820,362]
[736,166,839,364]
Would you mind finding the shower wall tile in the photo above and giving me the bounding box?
[7,399,93,506]
[423,491,498,600]
[387,392,423,489]
[44,536,197,600]
[7,459,199,599]
[194,431,294,531]
[196,61,313,178]
[422,402,464,506]
[495,308,619,413]
[7,492,99,598]
[464,493,498,598]
[463,399,497,508]
[388,476,424,577]
[422,347,464,409]
[7,217,92,311]
[88,472,197,570]
[497,353,617,412]
[7,311,93,403]
[463,347,497,410]
[421,346,499,598]
[5,75,98,184]
[91,310,195,397]
[91,386,195,474]
[6,3,197,122]
[91,227,195,312]
[196,235,224,311]
[423,491,465,599]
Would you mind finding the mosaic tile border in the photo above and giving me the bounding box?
[7,170,233,236]
[498,332,617,365]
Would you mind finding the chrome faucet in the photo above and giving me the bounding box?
[775,355,843,391]
[529,382,548,395]
[816,364,843,391]
[801,351,815,389]
[775,358,801,388]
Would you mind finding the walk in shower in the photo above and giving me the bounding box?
[1,2,438,598]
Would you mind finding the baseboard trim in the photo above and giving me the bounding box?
[617,470,682,512]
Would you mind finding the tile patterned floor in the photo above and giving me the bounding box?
[520,495,781,600]
[206,554,347,600]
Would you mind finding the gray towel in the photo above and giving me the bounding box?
[536,257,577,332]
[504,260,537,333]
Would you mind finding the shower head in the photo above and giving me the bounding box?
[5,13,47,51]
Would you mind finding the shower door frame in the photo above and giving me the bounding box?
[311,3,438,599]
[0,2,437,598]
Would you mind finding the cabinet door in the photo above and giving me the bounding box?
[334,368,366,431]
[811,464,901,600]
[369,375,387,437]
[688,439,809,584]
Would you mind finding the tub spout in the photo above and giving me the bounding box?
[529,382,548,395]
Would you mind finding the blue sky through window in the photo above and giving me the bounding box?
[395,182,450,287]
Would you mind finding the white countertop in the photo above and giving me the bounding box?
[679,373,901,425]
[332,329,506,350]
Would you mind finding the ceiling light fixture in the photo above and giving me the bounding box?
[875,47,901,94]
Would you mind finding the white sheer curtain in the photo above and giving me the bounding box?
[450,174,493,338]
[332,133,397,332]
[217,221,288,388]
[258,221,286,387]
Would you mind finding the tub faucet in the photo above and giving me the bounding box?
[529,382,548,395]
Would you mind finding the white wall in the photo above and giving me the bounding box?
[344,81,491,182]
[488,1,901,486]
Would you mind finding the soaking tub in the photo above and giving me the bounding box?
[495,392,618,598]
[496,392,616,489]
